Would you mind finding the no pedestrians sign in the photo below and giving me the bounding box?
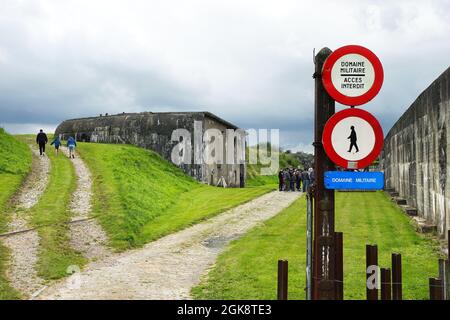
[322,45,384,106]
[322,108,384,169]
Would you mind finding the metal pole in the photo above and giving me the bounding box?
[380,268,392,300]
[334,232,344,300]
[366,245,378,300]
[438,259,447,300]
[306,191,313,300]
[392,253,403,300]
[445,260,450,300]
[277,260,288,300]
[312,47,336,300]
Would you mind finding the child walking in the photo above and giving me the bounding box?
[67,136,77,159]
[50,136,61,155]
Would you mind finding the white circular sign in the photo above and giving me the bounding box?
[322,108,384,169]
[331,54,375,97]
[322,45,384,106]
[331,116,375,161]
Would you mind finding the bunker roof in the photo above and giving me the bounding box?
[63,111,239,130]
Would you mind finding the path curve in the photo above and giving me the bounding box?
[2,146,50,297]
[37,191,302,300]
[60,146,110,260]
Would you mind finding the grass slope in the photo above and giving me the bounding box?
[17,135,85,280]
[77,143,274,250]
[192,192,441,300]
[0,128,32,299]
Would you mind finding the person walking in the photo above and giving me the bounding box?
[302,169,310,192]
[309,168,315,185]
[289,169,295,191]
[295,170,302,191]
[36,129,48,156]
[283,169,290,192]
[50,136,62,156]
[67,136,77,159]
[278,170,284,191]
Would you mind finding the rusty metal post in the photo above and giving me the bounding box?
[277,260,288,300]
[380,268,392,300]
[445,260,450,300]
[366,245,378,300]
[334,232,344,300]
[430,278,444,300]
[438,259,446,300]
[306,191,313,300]
[392,253,403,300]
[312,47,336,300]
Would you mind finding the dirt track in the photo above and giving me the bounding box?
[60,146,110,261]
[37,190,302,300]
[2,146,49,297]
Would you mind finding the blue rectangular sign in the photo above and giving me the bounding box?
[324,171,385,190]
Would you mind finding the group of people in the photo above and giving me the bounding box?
[36,129,77,158]
[278,167,315,192]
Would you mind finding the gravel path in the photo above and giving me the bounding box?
[37,191,302,300]
[60,146,111,260]
[2,146,50,297]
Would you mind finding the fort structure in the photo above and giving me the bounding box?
[55,111,246,188]
[380,67,450,238]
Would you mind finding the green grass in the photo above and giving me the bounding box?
[192,192,442,300]
[16,135,86,280]
[77,142,275,250]
[0,129,32,299]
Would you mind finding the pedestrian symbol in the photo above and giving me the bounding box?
[347,126,359,153]
[322,108,383,169]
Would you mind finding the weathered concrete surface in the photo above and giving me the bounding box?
[380,67,450,238]
[55,111,246,187]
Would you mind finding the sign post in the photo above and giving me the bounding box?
[312,47,336,300]
[311,44,384,299]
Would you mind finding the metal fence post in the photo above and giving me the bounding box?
[445,260,450,300]
[392,253,402,300]
[380,268,392,300]
[430,278,444,300]
[277,260,288,300]
[305,192,313,300]
[334,232,344,300]
[366,245,378,300]
[438,259,446,300]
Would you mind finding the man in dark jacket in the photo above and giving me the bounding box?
[278,170,284,191]
[36,129,48,156]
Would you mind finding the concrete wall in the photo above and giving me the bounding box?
[55,111,246,187]
[380,67,450,237]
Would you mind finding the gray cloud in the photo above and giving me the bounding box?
[0,0,449,152]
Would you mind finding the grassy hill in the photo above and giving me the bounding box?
[0,133,274,298]
[0,128,32,299]
[77,143,274,250]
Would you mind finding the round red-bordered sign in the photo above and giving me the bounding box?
[322,45,384,106]
[322,108,384,169]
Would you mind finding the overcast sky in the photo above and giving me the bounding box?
[0,0,449,152]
